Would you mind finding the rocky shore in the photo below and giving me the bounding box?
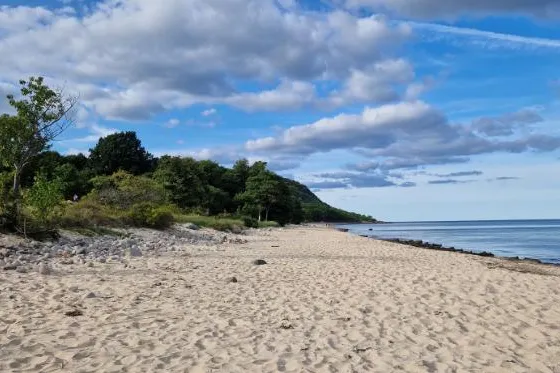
[0,224,249,274]
[361,236,559,266]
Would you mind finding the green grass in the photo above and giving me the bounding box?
[173,214,245,231]
[258,221,280,228]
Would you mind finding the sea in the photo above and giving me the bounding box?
[339,219,560,265]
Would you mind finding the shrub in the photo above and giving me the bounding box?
[90,171,166,209]
[23,174,65,226]
[126,202,174,229]
[59,199,122,228]
[242,216,258,228]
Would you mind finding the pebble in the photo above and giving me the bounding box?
[84,292,96,299]
[38,263,52,275]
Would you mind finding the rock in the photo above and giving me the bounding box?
[38,263,52,275]
[84,292,96,299]
[230,277,238,283]
[253,259,267,265]
[126,246,143,257]
[86,261,94,267]
[98,257,106,263]
[3,265,17,271]
[185,223,200,230]
[15,266,27,273]
[64,309,83,317]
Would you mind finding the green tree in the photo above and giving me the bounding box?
[0,77,76,195]
[24,174,64,225]
[89,131,154,175]
[236,170,281,222]
[153,156,206,209]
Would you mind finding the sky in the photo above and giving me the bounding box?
[0,0,559,221]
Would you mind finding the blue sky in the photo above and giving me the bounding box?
[0,0,559,221]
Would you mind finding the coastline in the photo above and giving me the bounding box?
[1,225,559,372]
[337,221,560,267]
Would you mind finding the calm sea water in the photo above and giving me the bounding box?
[339,220,560,264]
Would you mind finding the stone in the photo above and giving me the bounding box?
[16,266,28,273]
[64,309,83,317]
[84,292,96,299]
[253,259,267,266]
[126,246,143,257]
[38,263,52,275]
[3,265,17,271]
[185,223,200,230]
[86,261,94,267]
[230,277,238,283]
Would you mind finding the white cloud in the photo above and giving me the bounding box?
[245,102,560,170]
[0,1,411,119]
[226,80,317,111]
[201,108,217,116]
[165,118,180,128]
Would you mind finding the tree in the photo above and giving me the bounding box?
[236,170,281,221]
[153,156,206,209]
[89,131,154,175]
[0,77,76,195]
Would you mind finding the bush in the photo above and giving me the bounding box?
[23,175,65,226]
[90,171,166,209]
[242,216,258,228]
[126,202,174,229]
[59,199,122,228]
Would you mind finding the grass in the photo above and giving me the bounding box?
[59,199,281,233]
[258,221,280,228]
[173,214,245,232]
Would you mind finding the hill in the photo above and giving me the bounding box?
[283,178,378,223]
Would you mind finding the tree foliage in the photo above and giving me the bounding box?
[0,77,76,195]
[89,131,154,175]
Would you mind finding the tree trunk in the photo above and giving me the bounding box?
[258,208,262,222]
[265,207,269,222]
[12,167,21,196]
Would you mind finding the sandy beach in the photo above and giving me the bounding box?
[1,225,559,373]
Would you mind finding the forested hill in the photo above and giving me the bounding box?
[283,178,377,223]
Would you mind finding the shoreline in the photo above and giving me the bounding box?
[334,224,560,266]
[369,236,560,267]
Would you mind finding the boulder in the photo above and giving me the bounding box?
[253,259,267,266]
[126,246,143,257]
[185,223,200,230]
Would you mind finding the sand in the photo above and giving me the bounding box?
[1,226,559,373]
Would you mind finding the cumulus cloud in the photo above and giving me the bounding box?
[243,101,560,186]
[471,109,544,137]
[0,1,411,119]
[344,0,560,19]
[311,171,396,189]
